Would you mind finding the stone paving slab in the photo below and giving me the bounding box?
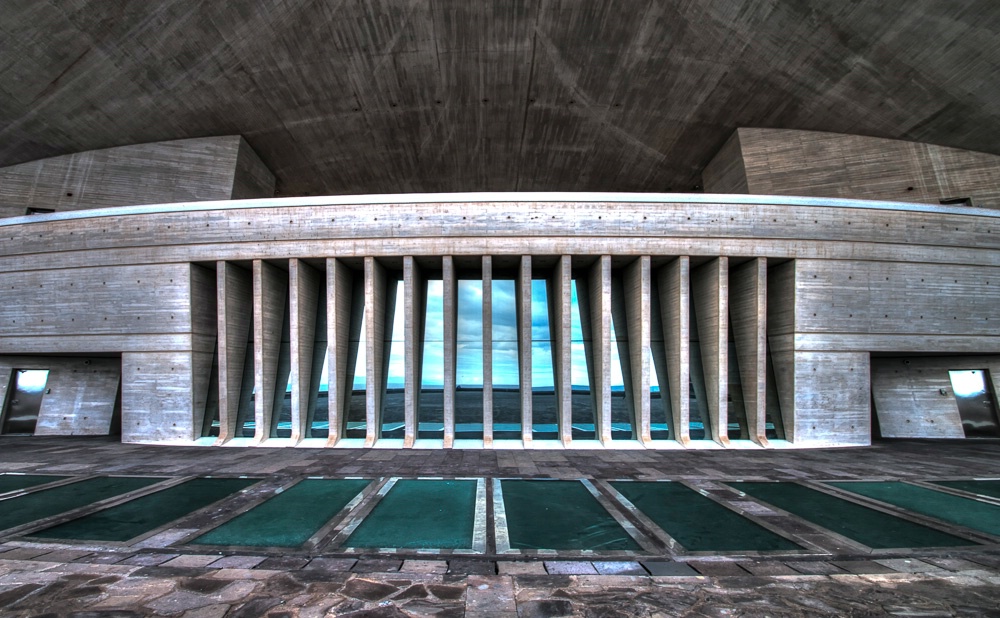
[0,437,999,613]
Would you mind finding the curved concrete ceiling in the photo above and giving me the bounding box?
[2,1,998,197]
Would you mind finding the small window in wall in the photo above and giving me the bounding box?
[949,369,1000,438]
[940,197,973,207]
[2,369,49,434]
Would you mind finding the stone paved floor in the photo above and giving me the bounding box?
[0,436,997,616]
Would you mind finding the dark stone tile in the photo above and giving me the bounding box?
[393,583,429,600]
[545,561,598,575]
[306,557,357,571]
[256,556,311,570]
[641,561,700,577]
[342,578,400,601]
[226,597,283,618]
[737,561,800,576]
[786,561,846,575]
[593,561,648,576]
[518,599,574,617]
[831,560,898,574]
[427,584,465,601]
[352,558,403,573]
[447,559,496,575]
[688,561,750,576]
[119,553,179,566]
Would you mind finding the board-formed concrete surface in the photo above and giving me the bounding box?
[2,3,1000,198]
[3,193,999,449]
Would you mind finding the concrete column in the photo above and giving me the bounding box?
[482,256,494,447]
[289,259,320,443]
[517,256,532,443]
[589,256,612,445]
[364,257,387,447]
[610,275,635,439]
[215,261,252,444]
[326,258,356,446]
[692,257,729,446]
[190,264,218,441]
[658,257,690,445]
[442,256,457,448]
[550,256,573,445]
[649,275,672,439]
[306,278,328,440]
[403,257,426,447]
[253,260,287,444]
[624,257,652,444]
[730,258,768,446]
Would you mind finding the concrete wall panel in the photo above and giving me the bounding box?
[0,136,274,218]
[0,356,121,436]
[792,351,870,445]
[871,356,1000,439]
[712,128,1000,208]
[730,258,767,444]
[121,351,196,442]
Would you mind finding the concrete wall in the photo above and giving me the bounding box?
[703,128,1000,208]
[0,262,206,442]
[0,136,275,218]
[1,195,998,448]
[0,356,120,436]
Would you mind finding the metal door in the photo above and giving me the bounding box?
[948,369,1000,438]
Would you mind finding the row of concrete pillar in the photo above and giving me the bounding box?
[211,255,775,448]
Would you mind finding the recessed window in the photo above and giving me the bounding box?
[940,197,973,207]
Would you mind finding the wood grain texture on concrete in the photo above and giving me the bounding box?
[1,193,998,448]
[216,262,251,443]
[657,257,690,444]
[252,260,288,443]
[0,137,274,219]
[189,264,218,439]
[517,256,532,442]
[730,258,768,445]
[704,128,1000,208]
[3,3,1000,200]
[0,356,122,437]
[326,258,356,445]
[624,256,652,443]
[289,259,321,442]
[589,256,612,444]
[403,256,425,448]
[871,356,971,439]
[364,257,387,447]
[692,257,729,446]
[549,255,573,445]
[481,256,493,446]
[442,256,457,448]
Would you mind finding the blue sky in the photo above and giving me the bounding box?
[338,278,645,391]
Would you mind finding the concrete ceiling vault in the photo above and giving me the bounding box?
[1,1,999,197]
